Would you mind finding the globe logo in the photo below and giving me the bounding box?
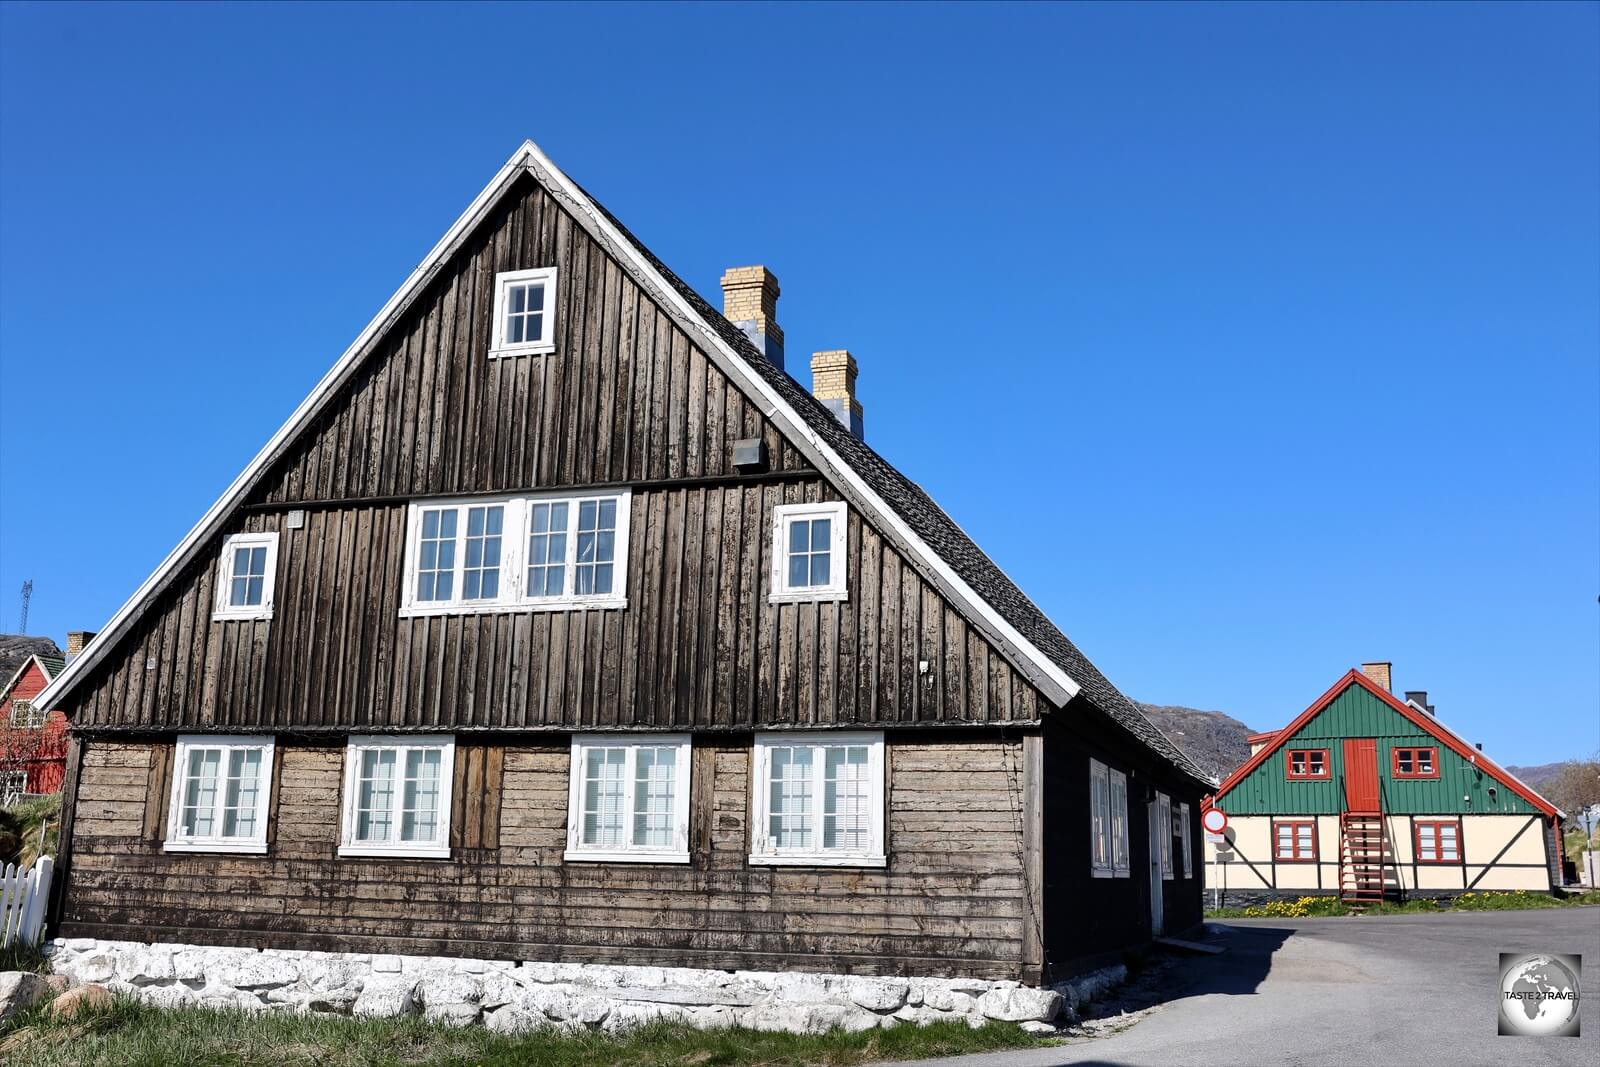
[1498,953,1581,1037]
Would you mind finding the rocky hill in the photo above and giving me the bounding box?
[1138,703,1255,782]
[1504,762,1565,793]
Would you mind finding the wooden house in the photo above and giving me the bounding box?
[33,141,1210,987]
[0,636,78,800]
[1203,663,1563,905]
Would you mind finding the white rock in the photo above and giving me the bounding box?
[687,1005,739,1029]
[232,953,303,990]
[352,976,418,1018]
[419,973,482,1026]
[172,950,208,982]
[977,986,1062,1023]
[143,983,199,1010]
[921,987,977,1014]
[485,1003,550,1034]
[770,971,831,1003]
[200,948,256,989]
[603,1001,691,1033]
[72,953,118,984]
[371,955,403,974]
[840,976,909,1012]
[65,937,98,951]
[743,1001,881,1035]
[891,1004,955,1027]
[1018,1019,1058,1035]
[0,972,52,1025]
[479,968,527,1010]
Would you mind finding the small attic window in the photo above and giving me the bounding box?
[213,532,278,621]
[490,267,558,358]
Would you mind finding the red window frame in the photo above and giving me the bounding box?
[1284,748,1330,780]
[1272,819,1318,862]
[1392,746,1439,779]
[1414,819,1462,864]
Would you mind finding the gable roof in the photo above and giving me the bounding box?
[1208,669,1560,818]
[0,653,60,705]
[30,141,1210,789]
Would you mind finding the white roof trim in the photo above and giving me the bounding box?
[1408,699,1565,820]
[35,139,1081,714]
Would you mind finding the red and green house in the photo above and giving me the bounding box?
[1203,664,1563,904]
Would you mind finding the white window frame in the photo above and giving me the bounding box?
[489,266,559,358]
[399,491,631,617]
[1090,758,1130,878]
[1178,801,1192,878]
[750,731,885,867]
[0,771,29,804]
[1158,791,1173,879]
[164,734,275,854]
[212,532,279,621]
[769,501,848,603]
[338,735,455,859]
[564,734,692,864]
[9,699,43,729]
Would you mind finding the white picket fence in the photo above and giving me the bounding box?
[0,856,53,948]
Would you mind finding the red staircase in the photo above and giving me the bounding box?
[1338,812,1391,903]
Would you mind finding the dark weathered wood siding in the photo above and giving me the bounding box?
[61,172,1046,733]
[63,734,1033,978]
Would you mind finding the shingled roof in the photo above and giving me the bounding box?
[0,635,61,687]
[583,190,1214,790]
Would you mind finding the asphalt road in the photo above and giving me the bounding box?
[893,909,1599,1067]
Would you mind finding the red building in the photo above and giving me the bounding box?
[0,632,92,801]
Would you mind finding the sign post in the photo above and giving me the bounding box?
[1202,808,1229,910]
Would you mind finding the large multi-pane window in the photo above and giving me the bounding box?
[770,502,848,601]
[402,493,630,615]
[750,732,884,866]
[1273,819,1317,861]
[564,735,691,863]
[1392,746,1439,779]
[1089,757,1130,878]
[212,532,279,620]
[489,267,559,357]
[339,736,454,858]
[164,735,275,853]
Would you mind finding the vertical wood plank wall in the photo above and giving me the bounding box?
[59,172,1046,733]
[62,735,1032,978]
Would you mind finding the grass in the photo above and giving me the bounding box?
[0,793,59,870]
[0,996,1042,1067]
[1207,889,1600,919]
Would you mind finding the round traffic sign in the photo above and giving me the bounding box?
[1201,808,1229,834]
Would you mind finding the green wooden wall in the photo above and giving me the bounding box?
[1218,683,1539,816]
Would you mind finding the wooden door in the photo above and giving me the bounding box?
[1343,738,1380,812]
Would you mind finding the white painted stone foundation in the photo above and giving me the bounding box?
[43,939,1112,1035]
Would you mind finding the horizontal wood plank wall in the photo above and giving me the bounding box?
[61,170,1045,733]
[68,486,1041,730]
[63,736,1030,978]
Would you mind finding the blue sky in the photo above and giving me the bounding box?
[1,2,1595,764]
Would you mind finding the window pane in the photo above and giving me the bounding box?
[181,749,222,837]
[789,521,809,553]
[231,576,250,607]
[221,748,262,838]
[823,746,870,850]
[810,518,830,551]
[510,285,526,314]
[401,748,441,843]
[526,313,543,342]
[631,746,677,848]
[463,505,503,601]
[788,554,810,589]
[809,553,830,587]
[768,746,813,849]
[582,747,627,847]
[525,283,543,312]
[245,577,264,605]
[356,749,396,843]
[248,546,267,577]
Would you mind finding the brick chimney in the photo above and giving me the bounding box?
[719,266,784,370]
[67,630,96,661]
[1360,661,1392,692]
[810,350,865,440]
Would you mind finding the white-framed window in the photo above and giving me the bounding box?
[339,735,455,858]
[750,731,885,866]
[564,734,692,863]
[1178,801,1192,878]
[1157,791,1173,879]
[401,491,631,617]
[212,532,279,621]
[1090,758,1131,878]
[164,734,275,854]
[8,699,44,729]
[489,267,559,358]
[769,501,848,603]
[0,771,28,805]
